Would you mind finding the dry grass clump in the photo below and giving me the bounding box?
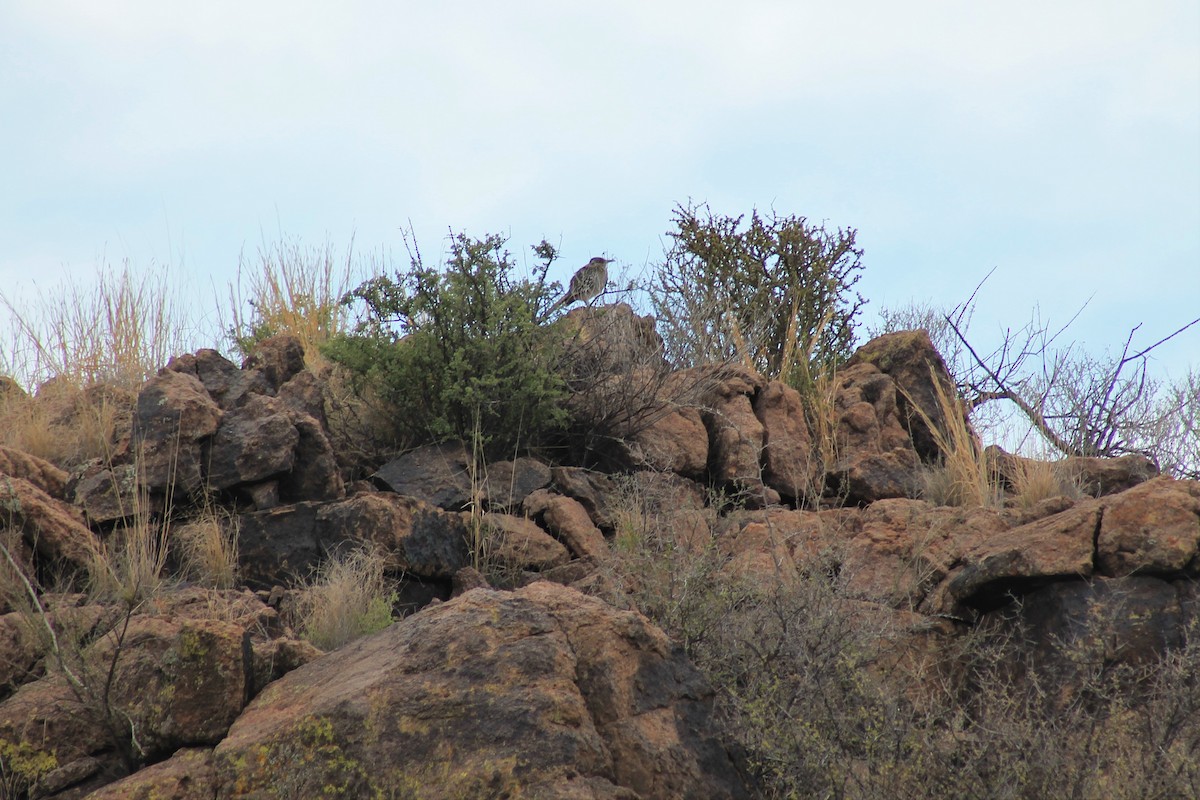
[1006,453,1085,509]
[0,261,194,392]
[802,368,843,506]
[294,545,397,652]
[226,238,383,369]
[0,382,134,471]
[173,506,239,590]
[86,512,171,606]
[909,368,1001,508]
[596,481,1200,798]
[0,261,191,471]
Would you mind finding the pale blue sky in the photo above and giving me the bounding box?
[2,1,1197,380]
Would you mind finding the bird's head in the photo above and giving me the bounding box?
[590,257,613,266]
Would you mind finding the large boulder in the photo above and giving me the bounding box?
[608,369,711,480]
[698,366,766,488]
[371,442,474,511]
[0,475,99,577]
[211,582,751,799]
[0,616,252,797]
[83,747,218,800]
[204,394,299,489]
[828,362,920,504]
[236,493,470,590]
[845,330,964,463]
[133,370,223,495]
[934,500,1100,615]
[753,380,817,502]
[1097,476,1200,576]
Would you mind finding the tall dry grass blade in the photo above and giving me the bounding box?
[904,366,1000,507]
[226,238,382,367]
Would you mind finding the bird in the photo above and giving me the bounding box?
[550,256,611,314]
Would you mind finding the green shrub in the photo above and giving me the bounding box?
[323,233,568,461]
[650,202,866,386]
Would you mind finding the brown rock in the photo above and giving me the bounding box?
[68,460,143,526]
[275,368,328,427]
[844,500,1006,609]
[133,370,223,494]
[829,362,920,504]
[319,492,470,579]
[846,330,964,463]
[482,511,570,571]
[0,616,250,794]
[526,489,609,561]
[1062,453,1161,497]
[250,637,324,695]
[204,394,299,490]
[753,380,817,501]
[278,411,344,502]
[482,456,552,511]
[1097,476,1200,576]
[212,582,750,799]
[0,604,117,699]
[0,445,68,498]
[697,365,766,490]
[371,441,474,511]
[621,401,709,480]
[552,466,620,530]
[242,334,306,392]
[559,302,667,376]
[0,475,100,574]
[166,348,271,410]
[236,493,471,589]
[936,499,1101,614]
[233,502,325,590]
[82,747,218,800]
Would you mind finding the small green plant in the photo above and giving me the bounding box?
[297,545,397,652]
[650,202,867,386]
[324,232,568,460]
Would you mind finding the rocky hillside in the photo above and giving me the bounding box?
[1,309,1196,798]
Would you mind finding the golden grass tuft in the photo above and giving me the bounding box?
[0,261,194,393]
[0,261,191,470]
[1006,452,1085,509]
[226,238,382,370]
[909,367,1001,508]
[87,514,171,606]
[174,506,239,590]
[295,545,397,652]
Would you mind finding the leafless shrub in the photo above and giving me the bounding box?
[596,477,1200,798]
[556,303,725,468]
[875,276,1199,478]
